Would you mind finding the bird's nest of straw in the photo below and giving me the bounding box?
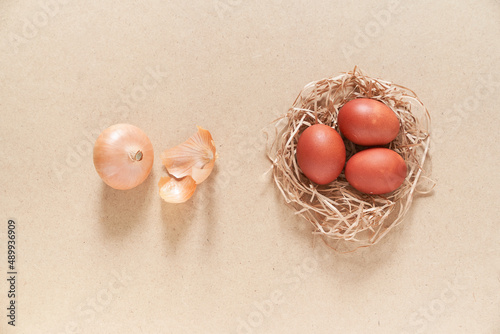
[267,68,434,252]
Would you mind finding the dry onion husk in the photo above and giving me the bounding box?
[158,126,216,203]
[158,175,197,203]
[267,67,434,253]
[161,126,216,184]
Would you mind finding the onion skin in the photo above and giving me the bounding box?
[161,126,216,184]
[158,175,196,203]
[93,124,154,190]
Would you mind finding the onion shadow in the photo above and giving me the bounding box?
[98,169,155,237]
[160,165,220,255]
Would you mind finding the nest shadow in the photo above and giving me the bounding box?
[273,179,405,256]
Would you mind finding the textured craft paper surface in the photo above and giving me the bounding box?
[0,1,499,333]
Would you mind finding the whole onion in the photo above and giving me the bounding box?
[93,124,154,190]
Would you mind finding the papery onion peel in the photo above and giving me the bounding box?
[161,126,216,184]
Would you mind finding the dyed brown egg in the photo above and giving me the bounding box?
[338,98,400,146]
[296,124,346,185]
[345,148,407,194]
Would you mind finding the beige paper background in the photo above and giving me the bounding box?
[1,1,499,333]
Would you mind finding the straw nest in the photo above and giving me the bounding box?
[267,68,434,252]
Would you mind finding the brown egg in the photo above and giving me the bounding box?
[296,124,346,185]
[345,148,407,194]
[338,98,400,146]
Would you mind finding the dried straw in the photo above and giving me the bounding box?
[267,68,434,253]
